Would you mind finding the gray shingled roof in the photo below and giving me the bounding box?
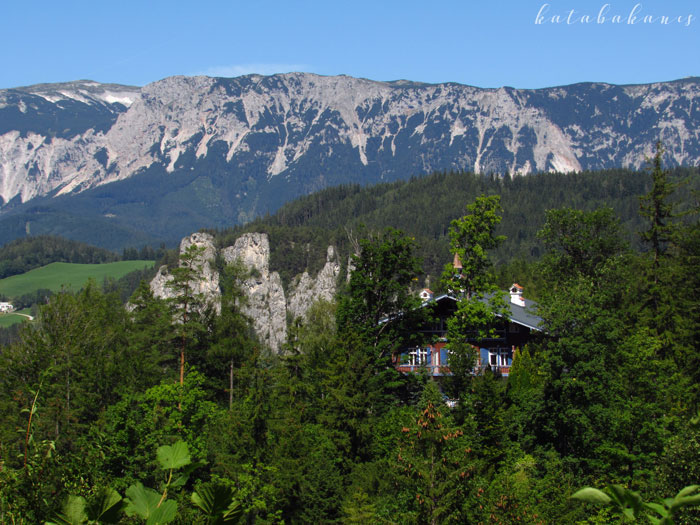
[429,292,543,332]
[501,294,542,331]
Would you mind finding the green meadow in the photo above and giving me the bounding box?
[0,261,154,299]
[0,308,34,327]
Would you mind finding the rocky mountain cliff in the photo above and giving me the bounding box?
[1,73,698,248]
[151,231,341,352]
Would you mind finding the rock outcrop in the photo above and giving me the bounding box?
[179,232,220,311]
[222,233,287,353]
[151,231,341,353]
[149,264,173,301]
[150,232,220,312]
[287,246,341,320]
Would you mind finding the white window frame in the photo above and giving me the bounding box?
[408,347,428,366]
[489,348,510,367]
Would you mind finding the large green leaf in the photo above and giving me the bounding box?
[47,495,88,525]
[676,485,700,498]
[85,487,124,523]
[644,502,668,517]
[671,493,700,510]
[146,500,177,525]
[191,483,243,524]
[125,483,177,524]
[171,461,206,488]
[607,484,628,507]
[621,507,636,521]
[571,487,612,505]
[156,440,192,471]
[222,501,244,523]
[125,483,163,520]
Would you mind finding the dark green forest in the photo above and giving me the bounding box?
[1,153,700,523]
[0,236,121,280]
[217,166,698,292]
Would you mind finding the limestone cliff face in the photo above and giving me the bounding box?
[151,231,341,352]
[149,264,173,301]
[287,246,341,320]
[222,233,287,353]
[3,73,700,210]
[179,232,221,312]
[3,74,699,250]
[150,232,220,313]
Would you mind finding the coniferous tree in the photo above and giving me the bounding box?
[637,142,691,362]
[325,228,425,460]
[126,280,176,390]
[394,381,475,524]
[640,142,679,277]
[208,260,255,409]
[166,243,210,389]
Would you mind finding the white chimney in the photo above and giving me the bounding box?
[510,283,525,307]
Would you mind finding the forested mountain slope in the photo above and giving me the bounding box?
[220,167,698,285]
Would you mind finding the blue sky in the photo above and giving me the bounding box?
[2,0,698,89]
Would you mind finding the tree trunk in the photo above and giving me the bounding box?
[178,345,185,411]
[229,358,234,410]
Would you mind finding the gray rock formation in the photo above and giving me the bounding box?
[149,264,173,301]
[222,233,288,353]
[287,246,341,320]
[149,232,221,313]
[150,231,341,353]
[179,232,220,311]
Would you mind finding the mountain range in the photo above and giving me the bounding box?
[0,73,698,249]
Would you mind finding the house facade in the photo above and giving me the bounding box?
[393,284,542,377]
[0,302,14,313]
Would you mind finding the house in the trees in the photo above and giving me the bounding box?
[0,302,14,313]
[393,284,542,377]
[418,288,434,302]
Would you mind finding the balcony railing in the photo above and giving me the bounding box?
[395,362,511,377]
[395,364,451,376]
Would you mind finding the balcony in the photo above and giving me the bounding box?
[395,364,452,377]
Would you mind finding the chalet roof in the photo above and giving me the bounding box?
[426,293,542,331]
[498,294,541,331]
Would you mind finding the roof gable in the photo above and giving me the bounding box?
[424,292,542,331]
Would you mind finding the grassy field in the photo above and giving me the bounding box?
[0,261,155,299]
[0,308,34,327]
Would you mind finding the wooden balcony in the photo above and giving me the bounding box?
[475,359,510,376]
[395,362,510,377]
[395,364,451,376]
